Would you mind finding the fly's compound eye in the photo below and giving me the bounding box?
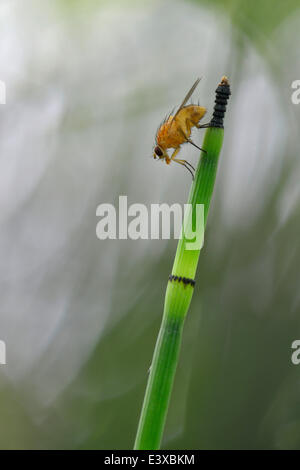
[154,146,163,157]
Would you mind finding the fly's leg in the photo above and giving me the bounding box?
[170,147,180,161]
[162,150,175,165]
[179,125,207,153]
[172,158,195,180]
[187,139,206,153]
[170,148,195,179]
[195,122,211,129]
[173,158,195,172]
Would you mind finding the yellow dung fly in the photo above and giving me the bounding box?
[153,78,207,178]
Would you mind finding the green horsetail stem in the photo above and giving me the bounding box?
[134,77,231,450]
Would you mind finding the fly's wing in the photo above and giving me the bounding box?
[170,78,201,123]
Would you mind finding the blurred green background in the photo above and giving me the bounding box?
[0,0,300,449]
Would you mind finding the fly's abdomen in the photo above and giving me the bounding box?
[191,105,206,123]
[177,105,206,130]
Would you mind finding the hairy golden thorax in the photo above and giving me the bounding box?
[156,105,206,151]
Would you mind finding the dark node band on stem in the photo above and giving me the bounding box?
[168,274,195,287]
[209,76,231,129]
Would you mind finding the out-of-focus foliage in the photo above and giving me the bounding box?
[194,0,300,37]
[0,0,300,449]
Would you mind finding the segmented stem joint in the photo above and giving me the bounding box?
[210,76,231,128]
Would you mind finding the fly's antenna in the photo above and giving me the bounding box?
[210,76,231,128]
